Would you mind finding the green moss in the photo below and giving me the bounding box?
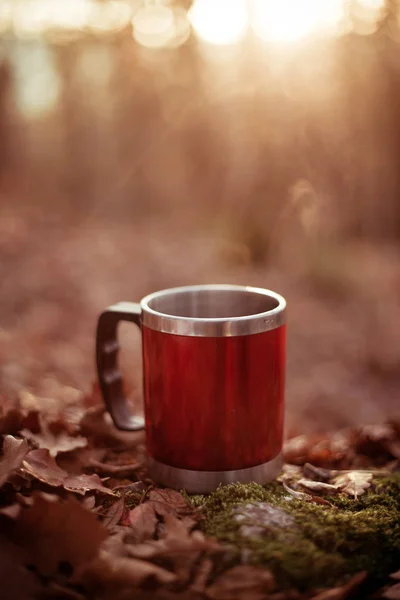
[186,475,400,591]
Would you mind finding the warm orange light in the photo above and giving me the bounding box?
[251,0,346,43]
[89,1,132,34]
[132,5,175,48]
[0,3,12,35]
[11,0,91,37]
[189,0,248,46]
[356,0,384,9]
[352,0,385,34]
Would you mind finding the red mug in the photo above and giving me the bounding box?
[96,284,286,493]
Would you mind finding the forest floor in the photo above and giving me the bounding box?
[0,210,399,599]
[0,388,399,600]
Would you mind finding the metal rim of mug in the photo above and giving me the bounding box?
[147,452,283,494]
[140,284,286,337]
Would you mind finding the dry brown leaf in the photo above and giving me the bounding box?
[310,571,367,599]
[0,407,25,436]
[297,479,339,494]
[384,572,400,600]
[384,584,400,600]
[22,448,115,495]
[283,435,310,465]
[0,535,40,600]
[129,502,158,541]
[22,447,67,485]
[191,558,214,593]
[149,488,192,517]
[22,426,87,457]
[64,473,115,496]
[38,581,86,600]
[206,565,275,600]
[282,481,313,501]
[88,458,142,478]
[76,549,176,593]
[79,406,144,449]
[126,512,222,589]
[303,463,332,482]
[11,494,108,577]
[103,497,126,529]
[332,471,373,498]
[0,435,29,487]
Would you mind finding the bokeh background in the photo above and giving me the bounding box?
[0,0,399,435]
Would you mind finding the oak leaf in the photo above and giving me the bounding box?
[22,448,115,495]
[11,494,108,577]
[332,471,372,498]
[129,502,158,541]
[0,535,40,600]
[206,565,275,600]
[0,435,29,487]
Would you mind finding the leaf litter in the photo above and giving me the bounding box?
[0,390,399,600]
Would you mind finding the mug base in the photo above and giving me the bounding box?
[147,452,283,494]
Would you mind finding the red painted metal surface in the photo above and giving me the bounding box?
[142,325,286,471]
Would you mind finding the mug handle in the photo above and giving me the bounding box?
[96,302,145,431]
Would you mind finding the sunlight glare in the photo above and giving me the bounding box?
[12,0,91,37]
[251,0,346,43]
[352,0,385,34]
[89,1,132,34]
[189,0,248,46]
[0,3,12,35]
[132,5,175,48]
[10,41,61,119]
[356,0,384,9]
[168,8,191,48]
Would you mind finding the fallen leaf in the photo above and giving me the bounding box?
[0,503,21,518]
[332,471,373,498]
[282,481,313,501]
[129,502,158,541]
[149,488,192,517]
[206,565,275,600]
[76,550,176,594]
[11,494,108,577]
[57,447,107,474]
[384,571,400,600]
[88,458,142,478]
[22,426,87,457]
[191,558,214,593]
[0,435,29,487]
[112,481,147,493]
[0,407,25,436]
[82,495,96,510]
[22,448,67,486]
[22,448,115,495]
[297,479,339,494]
[103,497,126,529]
[265,592,302,600]
[283,435,310,465]
[38,582,86,600]
[0,535,40,600]
[79,406,144,449]
[303,463,332,482]
[310,572,367,599]
[64,473,115,496]
[384,584,400,600]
